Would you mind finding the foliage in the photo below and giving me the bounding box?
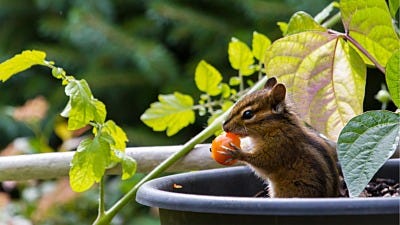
[141,33,271,136]
[0,51,135,193]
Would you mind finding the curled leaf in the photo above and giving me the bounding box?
[96,120,129,151]
[62,79,106,130]
[120,154,137,180]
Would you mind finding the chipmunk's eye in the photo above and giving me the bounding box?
[242,110,254,120]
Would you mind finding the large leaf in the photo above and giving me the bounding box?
[340,0,399,67]
[69,135,111,192]
[228,38,254,76]
[386,50,400,107]
[0,50,47,82]
[140,92,195,136]
[62,79,107,130]
[265,31,366,140]
[338,111,400,197]
[195,60,222,96]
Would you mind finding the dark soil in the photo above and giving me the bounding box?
[255,178,400,198]
[356,178,400,198]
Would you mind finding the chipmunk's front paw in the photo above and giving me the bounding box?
[220,142,242,160]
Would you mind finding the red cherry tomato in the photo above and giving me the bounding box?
[211,132,241,165]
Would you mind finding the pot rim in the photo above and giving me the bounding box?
[136,159,400,216]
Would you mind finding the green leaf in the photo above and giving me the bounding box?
[229,76,241,86]
[221,100,234,111]
[228,38,254,76]
[386,50,400,107]
[338,110,400,197]
[0,50,47,82]
[220,83,231,98]
[51,67,65,79]
[62,79,107,130]
[102,120,129,150]
[277,22,288,36]
[195,60,222,96]
[120,154,137,180]
[140,92,195,136]
[389,0,400,17]
[265,31,366,140]
[340,0,400,66]
[285,11,326,35]
[252,31,271,61]
[69,136,111,192]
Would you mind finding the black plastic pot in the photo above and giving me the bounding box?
[136,159,400,225]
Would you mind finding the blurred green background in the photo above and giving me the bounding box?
[0,0,392,224]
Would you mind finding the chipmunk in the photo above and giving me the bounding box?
[223,77,340,198]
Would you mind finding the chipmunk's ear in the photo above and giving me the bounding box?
[270,83,286,113]
[264,77,277,91]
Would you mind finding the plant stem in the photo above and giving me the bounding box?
[322,12,341,28]
[314,2,339,24]
[257,61,263,80]
[94,177,106,224]
[345,34,386,74]
[93,75,270,225]
[381,102,387,110]
[239,71,244,92]
[328,29,386,74]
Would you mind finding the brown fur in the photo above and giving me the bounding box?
[223,77,339,198]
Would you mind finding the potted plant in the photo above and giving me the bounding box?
[136,160,399,225]
[136,0,399,224]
